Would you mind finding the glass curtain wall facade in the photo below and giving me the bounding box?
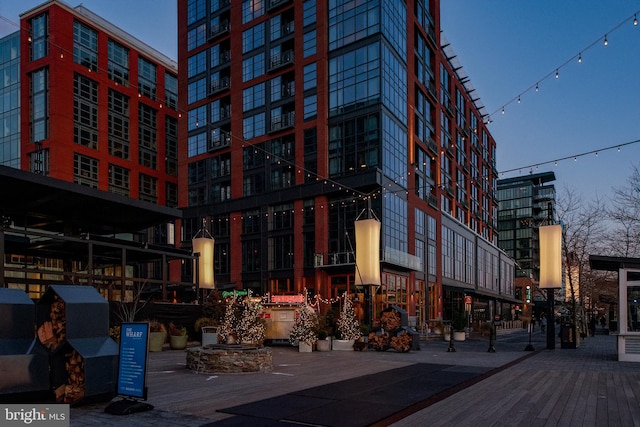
[0,32,20,168]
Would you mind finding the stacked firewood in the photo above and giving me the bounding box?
[37,296,66,350]
[55,350,85,404]
[368,332,391,351]
[390,333,412,352]
[379,310,401,331]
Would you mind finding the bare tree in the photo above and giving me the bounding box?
[556,186,607,328]
[606,163,640,258]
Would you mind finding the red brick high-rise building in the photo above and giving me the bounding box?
[20,0,179,207]
[176,0,517,327]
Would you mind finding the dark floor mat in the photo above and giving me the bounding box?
[216,363,490,427]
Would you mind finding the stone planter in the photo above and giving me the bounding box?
[316,338,331,352]
[298,341,313,352]
[170,334,188,350]
[332,339,354,351]
[148,331,166,352]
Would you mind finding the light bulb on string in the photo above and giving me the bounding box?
[517,96,521,104]
[555,69,559,79]
[578,52,582,63]
[634,14,638,26]
[535,83,539,92]
[604,35,608,46]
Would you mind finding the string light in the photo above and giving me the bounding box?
[499,138,640,176]
[485,9,639,121]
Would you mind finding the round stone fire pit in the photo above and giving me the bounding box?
[186,344,273,374]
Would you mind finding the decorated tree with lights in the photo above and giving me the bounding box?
[219,296,239,342]
[289,303,319,346]
[236,293,266,345]
[337,294,361,341]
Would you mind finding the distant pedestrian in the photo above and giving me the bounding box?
[540,315,547,333]
[589,317,596,336]
[600,316,606,329]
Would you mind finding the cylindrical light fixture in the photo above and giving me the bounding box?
[354,218,381,286]
[192,236,215,289]
[539,224,562,289]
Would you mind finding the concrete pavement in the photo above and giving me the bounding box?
[66,328,639,426]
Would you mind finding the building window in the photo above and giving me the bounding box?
[166,116,178,176]
[187,0,206,24]
[303,0,316,27]
[138,57,157,99]
[187,23,206,51]
[108,164,129,196]
[188,50,206,78]
[30,68,48,143]
[74,153,98,188]
[242,22,265,54]
[108,89,129,159]
[138,103,157,169]
[73,73,98,149]
[166,182,178,208]
[303,63,316,91]
[243,112,265,140]
[188,132,207,157]
[329,43,380,116]
[303,95,317,121]
[242,240,261,272]
[188,77,207,104]
[242,0,264,24]
[303,30,316,58]
[328,0,380,50]
[270,235,293,270]
[107,39,129,85]
[243,83,265,111]
[73,21,98,71]
[30,13,48,61]
[242,53,265,82]
[139,173,157,203]
[164,73,178,110]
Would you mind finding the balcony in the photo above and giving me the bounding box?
[208,129,231,152]
[314,252,355,267]
[281,82,295,98]
[428,193,438,208]
[426,136,438,155]
[209,20,230,41]
[209,77,230,96]
[382,247,422,271]
[269,50,294,72]
[269,111,295,133]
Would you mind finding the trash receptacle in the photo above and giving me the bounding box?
[560,322,577,349]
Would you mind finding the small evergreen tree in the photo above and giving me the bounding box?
[289,304,319,345]
[236,293,266,344]
[219,296,238,342]
[337,295,361,341]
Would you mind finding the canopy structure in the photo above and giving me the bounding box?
[0,165,194,300]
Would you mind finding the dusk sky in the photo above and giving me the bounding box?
[2,0,639,203]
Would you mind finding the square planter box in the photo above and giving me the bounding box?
[332,339,354,351]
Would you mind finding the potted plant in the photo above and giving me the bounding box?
[452,311,468,341]
[334,295,361,351]
[169,322,188,349]
[289,304,318,352]
[316,329,331,352]
[147,320,167,352]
